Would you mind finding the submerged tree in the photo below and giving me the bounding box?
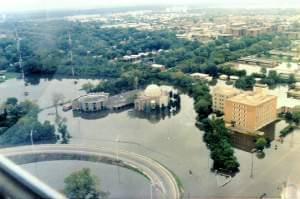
[58,120,70,144]
[52,92,65,121]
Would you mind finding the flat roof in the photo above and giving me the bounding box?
[227,91,276,106]
[213,86,240,96]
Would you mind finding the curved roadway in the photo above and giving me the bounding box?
[0,144,181,199]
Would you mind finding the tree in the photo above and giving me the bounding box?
[5,97,18,106]
[82,82,95,93]
[255,137,267,151]
[260,67,267,74]
[58,121,70,144]
[52,92,65,119]
[64,168,109,199]
[235,76,255,90]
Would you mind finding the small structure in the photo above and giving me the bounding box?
[237,57,278,67]
[219,74,228,80]
[190,73,212,81]
[134,84,170,112]
[151,64,165,71]
[229,75,239,81]
[72,92,109,112]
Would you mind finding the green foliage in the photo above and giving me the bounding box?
[64,168,109,199]
[234,76,255,90]
[255,137,267,151]
[202,118,239,174]
[284,111,300,126]
[0,99,57,146]
[0,21,179,77]
[82,82,95,93]
[219,65,246,77]
[260,70,296,86]
[58,121,70,144]
[280,125,295,138]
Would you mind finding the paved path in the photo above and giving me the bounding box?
[0,144,181,199]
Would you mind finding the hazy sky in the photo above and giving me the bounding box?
[1,0,300,12]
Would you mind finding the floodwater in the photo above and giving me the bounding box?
[23,160,150,199]
[1,76,300,198]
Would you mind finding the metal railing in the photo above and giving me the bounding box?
[0,154,66,199]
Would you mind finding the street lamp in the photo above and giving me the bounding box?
[115,135,120,184]
[250,148,257,178]
[30,129,34,146]
[150,183,153,199]
[115,135,120,161]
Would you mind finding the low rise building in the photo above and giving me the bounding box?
[151,64,165,71]
[190,73,212,81]
[219,74,228,80]
[224,87,277,134]
[72,92,109,112]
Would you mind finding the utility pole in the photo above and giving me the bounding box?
[250,148,256,178]
[16,31,24,80]
[68,32,74,77]
[115,135,121,184]
[150,183,153,199]
[134,76,138,90]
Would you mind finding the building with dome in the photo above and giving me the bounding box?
[134,84,170,112]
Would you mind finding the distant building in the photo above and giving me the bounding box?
[219,74,228,80]
[217,33,233,40]
[246,28,262,37]
[72,92,109,112]
[151,64,165,71]
[282,32,300,40]
[229,75,239,81]
[212,86,240,113]
[224,87,277,134]
[237,57,278,68]
[134,84,169,111]
[190,73,212,81]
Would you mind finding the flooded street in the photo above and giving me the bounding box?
[23,160,151,199]
[1,77,300,198]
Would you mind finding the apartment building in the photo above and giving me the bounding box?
[212,86,240,113]
[224,87,277,134]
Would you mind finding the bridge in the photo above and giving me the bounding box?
[0,144,182,199]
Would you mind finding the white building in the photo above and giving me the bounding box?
[134,84,170,111]
[72,92,109,112]
[151,64,165,71]
[190,73,212,81]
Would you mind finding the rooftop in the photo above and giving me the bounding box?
[227,88,276,106]
[213,85,240,96]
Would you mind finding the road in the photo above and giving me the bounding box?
[0,144,181,199]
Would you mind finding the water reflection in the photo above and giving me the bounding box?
[73,109,110,120]
[127,106,180,124]
[230,121,277,153]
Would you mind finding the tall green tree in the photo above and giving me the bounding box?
[64,168,109,199]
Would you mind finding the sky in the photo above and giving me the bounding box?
[1,0,300,12]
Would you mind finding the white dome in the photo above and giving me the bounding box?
[144,84,162,97]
